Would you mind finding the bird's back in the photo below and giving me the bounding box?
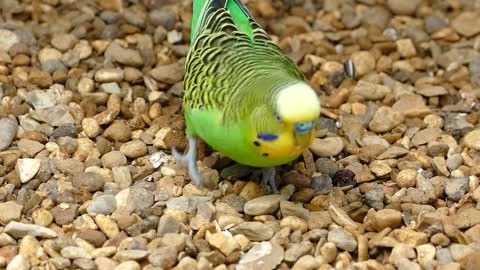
[184,0,303,122]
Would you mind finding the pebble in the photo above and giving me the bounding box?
[452,12,480,37]
[351,51,375,77]
[231,222,274,241]
[51,33,78,51]
[0,201,23,225]
[243,194,283,216]
[292,255,320,270]
[32,208,53,227]
[77,230,106,248]
[353,81,390,100]
[206,231,240,256]
[73,172,105,192]
[115,187,154,214]
[114,261,141,270]
[464,129,480,151]
[61,246,92,259]
[309,137,344,157]
[397,258,422,270]
[6,255,29,270]
[4,221,57,238]
[445,177,469,201]
[101,151,127,169]
[148,246,178,269]
[387,0,422,15]
[315,158,339,177]
[104,121,131,142]
[105,42,143,67]
[95,214,120,238]
[312,174,333,195]
[95,68,124,83]
[0,118,18,150]
[51,203,79,225]
[411,128,443,146]
[15,158,41,183]
[87,194,117,215]
[119,140,147,159]
[237,242,284,270]
[389,244,416,265]
[150,61,185,84]
[284,242,313,263]
[392,95,431,117]
[453,208,480,229]
[369,106,405,132]
[416,244,436,267]
[395,169,417,188]
[327,228,357,252]
[365,188,385,210]
[279,216,309,233]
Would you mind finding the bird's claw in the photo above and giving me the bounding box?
[261,167,279,193]
[172,137,205,187]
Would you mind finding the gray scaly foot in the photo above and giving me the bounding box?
[261,167,278,193]
[172,137,204,187]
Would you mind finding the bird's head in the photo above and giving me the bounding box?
[249,81,320,161]
[274,81,320,149]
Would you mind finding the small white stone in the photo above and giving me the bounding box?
[6,255,29,270]
[15,158,42,183]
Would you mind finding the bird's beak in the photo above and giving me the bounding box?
[294,131,314,150]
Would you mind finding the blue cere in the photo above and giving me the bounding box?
[257,133,279,141]
[295,121,316,134]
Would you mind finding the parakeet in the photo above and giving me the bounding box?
[173,0,322,193]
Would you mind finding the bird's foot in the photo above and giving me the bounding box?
[172,137,204,187]
[261,167,279,193]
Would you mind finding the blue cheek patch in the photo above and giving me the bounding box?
[257,134,279,141]
[295,121,316,134]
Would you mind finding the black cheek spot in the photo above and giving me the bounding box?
[262,153,269,157]
[253,141,260,147]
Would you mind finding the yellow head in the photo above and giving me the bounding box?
[250,81,321,161]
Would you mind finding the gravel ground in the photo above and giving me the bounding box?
[0,0,480,269]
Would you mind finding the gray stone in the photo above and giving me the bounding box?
[327,228,357,252]
[0,118,18,150]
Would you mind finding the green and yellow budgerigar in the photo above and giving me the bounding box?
[173,0,322,193]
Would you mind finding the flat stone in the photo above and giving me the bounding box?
[453,208,480,229]
[231,222,274,241]
[369,106,405,132]
[328,228,357,252]
[6,255,29,270]
[4,221,57,239]
[392,95,431,117]
[464,129,480,151]
[452,11,480,37]
[206,231,240,256]
[0,201,23,225]
[309,137,344,157]
[353,81,391,100]
[416,86,448,97]
[237,242,284,270]
[0,29,19,51]
[411,128,443,146]
[0,118,18,151]
[243,195,284,216]
[87,194,117,215]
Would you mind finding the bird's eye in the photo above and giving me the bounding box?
[275,115,282,123]
[294,121,316,134]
